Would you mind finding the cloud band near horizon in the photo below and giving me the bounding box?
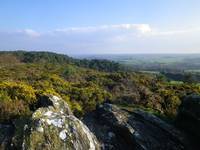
[0,24,200,54]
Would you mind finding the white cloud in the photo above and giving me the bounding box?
[136,24,152,34]
[55,24,152,34]
[151,27,200,36]
[1,24,200,53]
[16,29,41,37]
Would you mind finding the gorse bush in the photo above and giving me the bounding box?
[0,81,36,122]
[0,81,36,104]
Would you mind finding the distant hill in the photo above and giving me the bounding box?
[75,54,200,72]
[0,51,73,64]
[0,51,123,72]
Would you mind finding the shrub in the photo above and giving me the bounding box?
[0,81,36,104]
[0,81,36,122]
[0,96,31,122]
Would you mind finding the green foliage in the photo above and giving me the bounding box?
[0,51,124,72]
[0,51,200,123]
[0,51,73,64]
[0,82,35,122]
[0,81,36,104]
[69,83,112,112]
[63,65,77,77]
[76,59,124,72]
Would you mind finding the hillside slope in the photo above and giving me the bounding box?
[0,51,123,72]
[0,51,200,149]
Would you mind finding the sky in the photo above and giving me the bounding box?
[0,0,200,54]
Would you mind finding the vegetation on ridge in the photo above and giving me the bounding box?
[0,51,200,123]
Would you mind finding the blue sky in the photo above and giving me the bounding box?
[0,0,200,54]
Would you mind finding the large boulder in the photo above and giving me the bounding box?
[176,95,200,138]
[23,95,100,150]
[84,103,188,150]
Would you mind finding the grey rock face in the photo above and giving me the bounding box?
[176,95,200,138]
[84,103,188,150]
[0,124,14,149]
[23,95,100,150]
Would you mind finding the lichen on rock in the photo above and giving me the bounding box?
[23,95,100,150]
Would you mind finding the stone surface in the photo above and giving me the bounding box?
[176,95,200,138]
[23,95,100,150]
[84,103,189,150]
[0,124,14,149]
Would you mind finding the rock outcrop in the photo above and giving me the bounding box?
[176,95,200,138]
[1,95,199,150]
[84,103,188,150]
[23,95,100,150]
